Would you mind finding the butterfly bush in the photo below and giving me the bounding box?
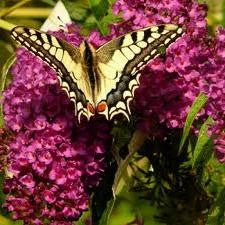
[3,0,225,224]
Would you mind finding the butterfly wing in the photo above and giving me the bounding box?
[96,24,183,120]
[11,26,92,122]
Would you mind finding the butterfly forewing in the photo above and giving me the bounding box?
[96,24,183,120]
[11,26,93,122]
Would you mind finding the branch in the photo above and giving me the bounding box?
[0,0,31,18]
[0,19,16,31]
[1,8,52,18]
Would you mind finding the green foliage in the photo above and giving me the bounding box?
[96,9,122,35]
[126,129,210,225]
[179,92,208,153]
[86,0,122,35]
[111,120,134,151]
[98,199,115,225]
[64,0,89,21]
[40,0,56,6]
[192,117,214,169]
[88,0,109,20]
[206,187,225,225]
[222,0,225,27]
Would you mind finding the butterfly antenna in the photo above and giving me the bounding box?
[57,16,67,29]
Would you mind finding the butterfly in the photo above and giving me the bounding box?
[11,24,183,123]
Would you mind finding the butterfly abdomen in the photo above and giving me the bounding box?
[83,41,95,87]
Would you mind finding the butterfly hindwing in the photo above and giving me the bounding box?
[96,24,183,120]
[11,26,92,122]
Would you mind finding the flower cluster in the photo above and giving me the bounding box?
[3,119,110,224]
[3,28,111,224]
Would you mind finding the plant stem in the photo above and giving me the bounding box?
[0,0,31,18]
[0,8,52,18]
[0,19,16,31]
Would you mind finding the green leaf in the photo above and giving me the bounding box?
[98,199,115,225]
[94,129,147,225]
[192,116,214,169]
[76,210,91,225]
[221,0,225,27]
[179,92,208,153]
[0,40,13,70]
[64,0,89,21]
[88,0,109,20]
[206,187,225,225]
[0,215,13,225]
[0,54,15,128]
[111,121,133,151]
[98,10,122,35]
[86,0,121,35]
[0,0,31,18]
[0,55,15,92]
[108,0,117,4]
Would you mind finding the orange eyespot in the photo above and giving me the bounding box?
[97,102,107,113]
[87,103,95,114]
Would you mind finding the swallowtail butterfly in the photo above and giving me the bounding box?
[11,24,183,123]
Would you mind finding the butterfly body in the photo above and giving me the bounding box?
[11,24,183,122]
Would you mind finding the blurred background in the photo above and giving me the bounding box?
[0,0,225,225]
